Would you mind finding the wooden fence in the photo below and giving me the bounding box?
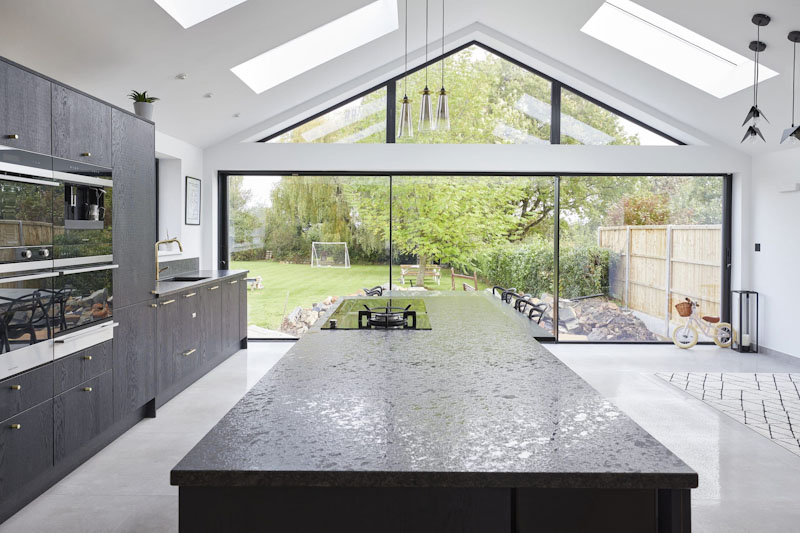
[597,225,722,331]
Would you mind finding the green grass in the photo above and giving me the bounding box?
[231,261,487,330]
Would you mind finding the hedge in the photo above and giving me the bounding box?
[476,240,611,299]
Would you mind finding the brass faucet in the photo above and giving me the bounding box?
[155,238,183,281]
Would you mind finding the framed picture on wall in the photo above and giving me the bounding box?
[185,176,201,225]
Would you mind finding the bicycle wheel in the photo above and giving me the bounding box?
[672,323,698,349]
[713,322,734,348]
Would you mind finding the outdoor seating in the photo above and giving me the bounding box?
[450,268,478,291]
[400,264,441,286]
[0,291,51,350]
[363,286,383,296]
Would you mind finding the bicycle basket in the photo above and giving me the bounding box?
[675,301,692,317]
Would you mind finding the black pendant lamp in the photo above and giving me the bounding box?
[781,31,800,144]
[742,14,770,144]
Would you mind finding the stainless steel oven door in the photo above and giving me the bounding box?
[54,264,116,335]
[0,172,57,269]
[0,270,59,379]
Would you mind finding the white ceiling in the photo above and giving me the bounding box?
[2,0,800,154]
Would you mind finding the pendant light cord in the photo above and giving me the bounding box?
[425,0,429,87]
[754,25,760,108]
[404,0,408,98]
[441,0,445,88]
[793,42,797,127]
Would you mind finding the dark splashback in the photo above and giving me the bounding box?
[160,256,199,277]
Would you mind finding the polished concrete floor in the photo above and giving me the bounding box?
[3,342,800,532]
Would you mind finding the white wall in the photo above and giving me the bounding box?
[750,148,800,357]
[155,132,207,267]
[202,142,752,292]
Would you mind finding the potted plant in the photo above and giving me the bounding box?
[128,90,159,120]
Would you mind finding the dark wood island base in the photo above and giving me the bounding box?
[178,486,689,533]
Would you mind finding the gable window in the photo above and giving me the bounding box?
[259,41,682,146]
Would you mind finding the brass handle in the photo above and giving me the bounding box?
[6,134,19,140]
[83,355,92,361]
[150,304,158,308]
[161,299,176,306]
[208,285,219,291]
[9,423,21,430]
[228,280,238,285]
[182,348,197,356]
[80,152,91,157]
[183,292,196,298]
[10,384,21,391]
[83,387,93,392]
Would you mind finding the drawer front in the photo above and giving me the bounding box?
[0,364,53,423]
[54,340,113,394]
[0,399,54,501]
[54,370,113,462]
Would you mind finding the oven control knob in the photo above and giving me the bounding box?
[38,249,50,258]
[20,249,32,259]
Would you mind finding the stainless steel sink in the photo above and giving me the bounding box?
[168,276,210,282]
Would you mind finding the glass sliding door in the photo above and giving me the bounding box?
[226,175,390,339]
[557,175,725,342]
[388,175,556,335]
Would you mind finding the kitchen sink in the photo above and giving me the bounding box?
[168,276,210,282]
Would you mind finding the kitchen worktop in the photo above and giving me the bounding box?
[152,269,248,297]
[171,292,696,490]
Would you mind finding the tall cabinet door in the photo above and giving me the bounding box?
[112,109,156,309]
[113,299,157,419]
[52,85,112,167]
[200,283,223,365]
[0,61,52,154]
[222,278,241,357]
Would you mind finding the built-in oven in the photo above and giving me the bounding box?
[52,158,112,267]
[0,146,56,270]
[0,267,59,379]
[54,263,116,336]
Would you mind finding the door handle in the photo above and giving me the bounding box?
[161,299,176,306]
[228,280,238,285]
[208,286,219,291]
[183,292,196,298]
[182,348,196,357]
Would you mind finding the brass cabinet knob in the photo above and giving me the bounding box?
[80,152,91,157]
[9,384,21,391]
[83,355,92,361]
[6,134,19,140]
[83,387,93,392]
[208,285,219,291]
[9,424,21,430]
[150,304,158,308]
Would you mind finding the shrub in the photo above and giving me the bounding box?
[477,239,609,299]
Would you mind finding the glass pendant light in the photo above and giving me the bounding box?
[781,31,800,144]
[397,0,413,138]
[434,0,450,131]
[418,0,433,132]
[742,14,769,143]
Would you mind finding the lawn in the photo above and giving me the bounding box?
[231,261,487,330]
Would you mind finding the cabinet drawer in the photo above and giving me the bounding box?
[0,399,54,501]
[54,340,113,394]
[0,363,53,423]
[54,370,113,462]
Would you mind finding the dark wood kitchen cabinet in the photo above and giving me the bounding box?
[0,400,53,503]
[0,61,52,154]
[0,363,53,423]
[55,340,113,395]
[156,294,181,396]
[200,283,223,365]
[113,300,157,419]
[52,84,112,167]
[54,371,114,463]
[175,290,202,382]
[112,108,156,309]
[222,277,242,356]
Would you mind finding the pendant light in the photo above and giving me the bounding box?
[781,31,800,144]
[742,14,770,144]
[418,0,434,132]
[397,0,413,138]
[434,0,450,131]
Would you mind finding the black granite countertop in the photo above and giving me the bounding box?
[152,269,248,297]
[171,292,697,489]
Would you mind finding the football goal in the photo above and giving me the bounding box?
[311,242,350,268]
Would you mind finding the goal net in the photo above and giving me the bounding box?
[311,242,350,268]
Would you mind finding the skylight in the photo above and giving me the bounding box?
[231,0,398,94]
[581,0,778,98]
[153,0,246,29]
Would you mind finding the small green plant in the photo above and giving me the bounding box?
[127,90,160,103]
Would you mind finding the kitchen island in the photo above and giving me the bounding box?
[171,292,696,532]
